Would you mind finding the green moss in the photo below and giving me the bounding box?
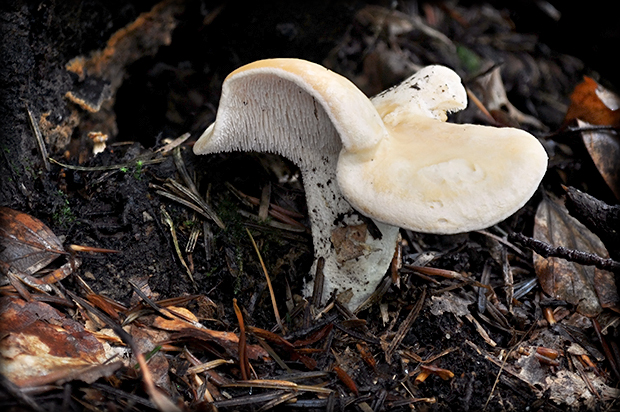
[133,160,144,180]
[457,45,481,73]
[52,190,76,227]
[216,197,247,243]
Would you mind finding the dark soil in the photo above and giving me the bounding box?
[1,1,619,411]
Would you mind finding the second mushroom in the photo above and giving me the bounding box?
[193,59,547,310]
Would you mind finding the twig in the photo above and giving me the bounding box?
[405,265,493,291]
[49,156,164,172]
[222,379,333,394]
[212,391,287,409]
[258,182,271,221]
[545,124,618,138]
[253,336,291,372]
[25,103,50,172]
[154,187,217,225]
[572,355,600,399]
[333,322,380,345]
[257,391,298,412]
[501,247,513,313]
[90,383,156,409]
[185,214,200,254]
[127,280,172,320]
[311,257,325,307]
[155,132,190,154]
[475,229,526,257]
[160,204,196,288]
[592,318,620,380]
[385,286,426,363]
[509,232,620,272]
[563,185,620,261]
[186,359,234,375]
[483,319,540,410]
[226,182,306,230]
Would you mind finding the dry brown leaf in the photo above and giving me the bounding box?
[126,325,174,395]
[577,119,620,199]
[470,66,546,129]
[0,297,120,387]
[0,207,66,276]
[533,198,619,316]
[563,76,620,127]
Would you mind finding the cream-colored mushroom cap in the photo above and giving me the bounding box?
[337,65,548,234]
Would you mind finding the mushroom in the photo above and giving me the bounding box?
[339,64,548,234]
[88,131,109,155]
[193,59,547,310]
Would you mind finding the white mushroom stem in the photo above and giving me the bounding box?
[194,59,400,310]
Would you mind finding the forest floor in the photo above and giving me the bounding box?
[1,1,619,411]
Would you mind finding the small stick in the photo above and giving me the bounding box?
[509,232,620,272]
[592,318,620,380]
[127,280,172,320]
[475,229,526,257]
[173,146,199,194]
[156,132,190,154]
[25,103,50,172]
[385,287,426,363]
[311,257,325,308]
[160,205,196,288]
[502,247,514,313]
[477,262,491,314]
[50,156,164,172]
[185,214,200,254]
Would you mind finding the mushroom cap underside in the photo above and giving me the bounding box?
[193,58,388,157]
[336,117,548,234]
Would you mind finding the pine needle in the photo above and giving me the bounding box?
[246,228,285,333]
